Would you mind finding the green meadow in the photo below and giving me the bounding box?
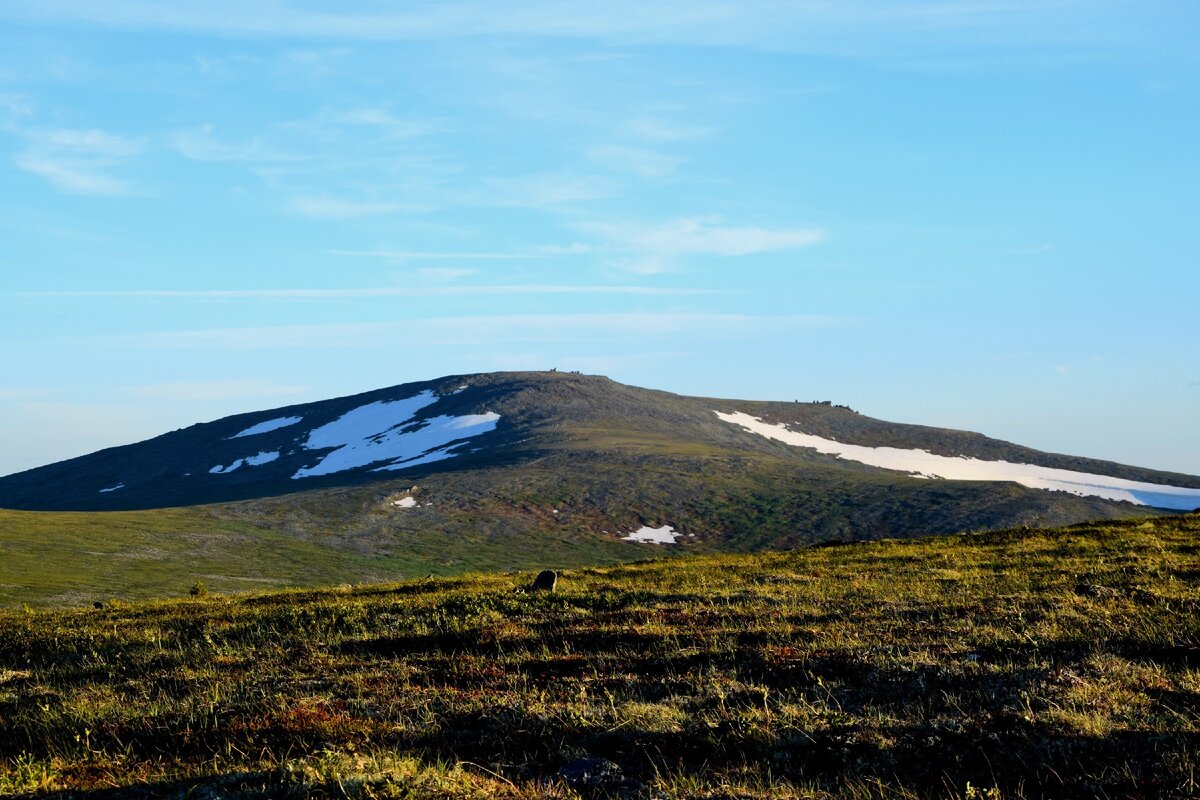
[1,513,1196,798]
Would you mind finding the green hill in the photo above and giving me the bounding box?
[3,371,1197,610]
[2,513,1197,798]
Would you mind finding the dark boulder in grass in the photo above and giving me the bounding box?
[532,569,558,592]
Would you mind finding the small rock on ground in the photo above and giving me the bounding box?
[556,757,625,790]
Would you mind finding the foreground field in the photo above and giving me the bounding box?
[1,514,1197,798]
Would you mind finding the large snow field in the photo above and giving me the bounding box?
[292,391,500,479]
[716,411,1200,510]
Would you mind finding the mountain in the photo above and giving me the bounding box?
[3,370,1197,518]
[3,370,1199,605]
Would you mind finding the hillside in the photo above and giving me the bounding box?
[2,372,1198,607]
[1,513,1197,798]
[2,372,1198,515]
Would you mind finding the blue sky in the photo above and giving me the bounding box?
[1,1,1198,477]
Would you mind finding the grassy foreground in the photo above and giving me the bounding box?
[0,504,648,608]
[0,514,1197,799]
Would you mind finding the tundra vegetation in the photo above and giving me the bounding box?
[0,513,1197,798]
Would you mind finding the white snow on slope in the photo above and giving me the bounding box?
[292,391,500,479]
[210,451,279,474]
[716,411,1200,511]
[98,483,125,493]
[231,416,303,438]
[623,525,683,544]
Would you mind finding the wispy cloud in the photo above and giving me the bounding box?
[485,350,688,374]
[478,172,615,208]
[12,127,145,196]
[0,2,1140,59]
[0,93,33,121]
[12,285,716,299]
[415,267,478,281]
[122,379,306,401]
[289,195,416,218]
[330,250,536,261]
[579,217,825,273]
[330,245,592,262]
[331,107,436,139]
[586,144,683,177]
[172,124,300,162]
[623,117,711,142]
[70,313,838,349]
[0,387,45,402]
[1006,243,1054,255]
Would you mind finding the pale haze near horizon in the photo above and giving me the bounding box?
[0,1,1197,478]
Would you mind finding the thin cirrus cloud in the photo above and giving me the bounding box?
[71,313,839,350]
[329,249,537,261]
[476,172,616,208]
[0,2,1153,57]
[330,245,592,261]
[122,380,307,401]
[172,125,302,163]
[329,107,436,139]
[579,217,826,273]
[586,144,684,178]
[11,285,715,300]
[288,195,422,218]
[13,127,145,196]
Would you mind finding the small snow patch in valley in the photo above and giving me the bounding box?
[715,410,1200,510]
[623,525,684,545]
[230,416,303,438]
[98,483,125,493]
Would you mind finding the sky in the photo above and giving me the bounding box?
[1,1,1198,478]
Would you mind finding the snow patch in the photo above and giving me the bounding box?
[623,525,683,545]
[98,483,125,493]
[231,416,303,438]
[716,411,1200,511]
[210,451,278,474]
[292,391,500,479]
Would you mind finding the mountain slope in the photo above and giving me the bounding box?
[1,370,1198,603]
[2,371,1197,512]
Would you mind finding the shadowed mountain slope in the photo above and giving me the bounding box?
[2,371,1196,514]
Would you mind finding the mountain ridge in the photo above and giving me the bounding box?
[2,370,1198,514]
